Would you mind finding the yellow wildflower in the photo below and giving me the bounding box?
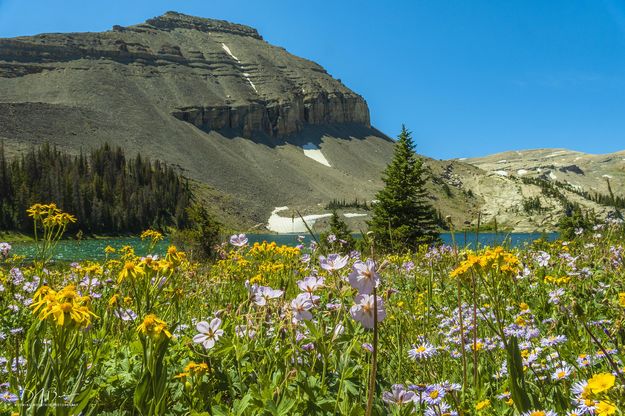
[136,314,172,340]
[596,401,617,416]
[587,373,615,394]
[475,399,491,411]
[30,284,97,328]
[118,261,145,283]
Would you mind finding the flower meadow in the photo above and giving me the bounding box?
[1,205,624,415]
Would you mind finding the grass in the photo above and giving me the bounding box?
[0,219,624,415]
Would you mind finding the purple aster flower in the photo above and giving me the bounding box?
[540,335,567,347]
[193,318,224,350]
[0,391,18,403]
[326,234,337,243]
[229,234,248,247]
[423,384,445,405]
[348,259,379,294]
[408,342,437,360]
[350,294,386,329]
[319,253,349,272]
[301,342,315,351]
[114,308,137,321]
[362,342,374,353]
[521,411,557,416]
[10,268,24,285]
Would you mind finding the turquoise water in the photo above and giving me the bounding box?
[6,232,557,261]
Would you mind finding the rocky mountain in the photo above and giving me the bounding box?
[452,149,625,231]
[0,12,395,229]
[0,12,622,233]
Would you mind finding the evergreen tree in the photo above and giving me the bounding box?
[368,125,439,251]
[320,210,355,253]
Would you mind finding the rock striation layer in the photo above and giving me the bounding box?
[0,11,370,138]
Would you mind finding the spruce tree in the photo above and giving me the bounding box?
[368,125,439,251]
[320,210,355,253]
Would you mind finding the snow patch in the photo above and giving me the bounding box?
[267,206,332,233]
[517,169,528,176]
[602,174,613,179]
[494,170,508,176]
[242,72,258,92]
[549,171,557,180]
[457,158,467,161]
[545,151,567,158]
[221,43,240,62]
[302,143,331,167]
[222,44,257,93]
[497,159,508,163]
[343,213,368,218]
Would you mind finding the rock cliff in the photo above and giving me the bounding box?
[0,12,385,228]
[0,11,369,139]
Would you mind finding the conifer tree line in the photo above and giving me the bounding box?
[0,142,192,234]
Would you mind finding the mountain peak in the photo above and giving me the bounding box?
[128,11,263,39]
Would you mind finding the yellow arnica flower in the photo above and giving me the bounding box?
[118,261,145,283]
[184,361,209,376]
[475,399,491,411]
[619,293,625,308]
[451,247,519,278]
[137,314,172,340]
[596,401,617,416]
[587,373,615,394]
[141,229,164,242]
[30,284,97,328]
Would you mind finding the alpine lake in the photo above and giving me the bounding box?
[7,232,558,261]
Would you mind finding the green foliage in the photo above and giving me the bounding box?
[368,125,439,252]
[0,142,192,234]
[325,198,370,211]
[558,205,597,240]
[320,210,355,253]
[171,203,222,261]
[522,196,544,214]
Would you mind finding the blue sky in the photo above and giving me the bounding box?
[1,0,624,159]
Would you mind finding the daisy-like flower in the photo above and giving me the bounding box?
[408,342,437,360]
[319,254,349,272]
[348,259,380,294]
[0,390,18,403]
[193,318,224,350]
[548,288,565,305]
[382,384,415,405]
[425,402,457,416]
[521,410,558,416]
[576,354,592,368]
[540,335,567,347]
[551,365,573,381]
[291,293,313,322]
[423,384,445,405]
[229,233,248,247]
[350,294,386,329]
